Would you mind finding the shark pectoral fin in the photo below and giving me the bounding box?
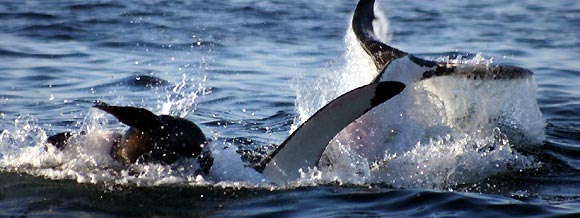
[93,103,162,130]
[352,0,406,70]
[258,81,406,184]
[421,62,534,81]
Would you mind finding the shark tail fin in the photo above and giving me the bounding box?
[352,0,406,70]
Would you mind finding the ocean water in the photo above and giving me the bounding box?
[1,0,579,217]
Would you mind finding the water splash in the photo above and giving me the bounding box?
[159,73,208,118]
[293,26,378,131]
[368,129,539,188]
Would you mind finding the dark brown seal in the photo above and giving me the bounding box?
[46,103,213,175]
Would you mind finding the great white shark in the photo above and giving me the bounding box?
[321,0,533,160]
[312,0,541,178]
[254,1,534,184]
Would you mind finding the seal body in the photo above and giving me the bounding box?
[46,104,212,175]
[112,114,206,165]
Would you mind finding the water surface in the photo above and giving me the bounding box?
[1,0,580,217]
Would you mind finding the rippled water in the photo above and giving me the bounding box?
[1,0,579,217]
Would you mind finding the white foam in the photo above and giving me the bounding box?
[207,143,267,184]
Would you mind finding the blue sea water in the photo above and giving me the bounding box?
[0,0,579,217]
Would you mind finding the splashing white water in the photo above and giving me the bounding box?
[293,27,378,130]
[159,73,208,118]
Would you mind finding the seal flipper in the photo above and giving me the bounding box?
[352,0,406,70]
[257,81,406,184]
[93,103,162,131]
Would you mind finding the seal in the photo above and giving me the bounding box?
[46,103,213,175]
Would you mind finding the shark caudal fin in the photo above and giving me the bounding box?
[257,81,405,184]
[354,0,533,82]
[93,102,162,131]
[352,0,406,70]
